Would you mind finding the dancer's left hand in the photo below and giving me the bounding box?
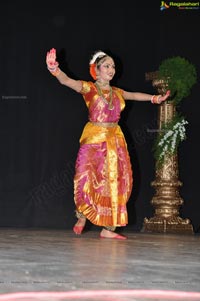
[157,90,171,104]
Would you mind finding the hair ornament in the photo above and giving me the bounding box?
[89,63,97,80]
[89,50,107,65]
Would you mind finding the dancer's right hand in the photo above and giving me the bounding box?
[46,48,59,71]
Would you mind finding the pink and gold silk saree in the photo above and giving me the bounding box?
[74,81,133,227]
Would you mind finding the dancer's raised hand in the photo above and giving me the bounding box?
[46,48,59,72]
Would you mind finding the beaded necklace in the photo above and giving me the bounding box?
[95,82,114,110]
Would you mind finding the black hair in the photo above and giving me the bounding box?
[95,55,108,65]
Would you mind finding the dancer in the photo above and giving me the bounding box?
[46,48,170,239]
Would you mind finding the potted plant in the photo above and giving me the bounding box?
[153,56,197,166]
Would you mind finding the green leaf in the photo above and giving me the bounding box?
[158,56,197,105]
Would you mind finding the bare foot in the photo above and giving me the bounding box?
[76,217,86,227]
[100,228,127,240]
[73,218,86,235]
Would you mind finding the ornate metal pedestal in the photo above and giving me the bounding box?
[142,76,193,234]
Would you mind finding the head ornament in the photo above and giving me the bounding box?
[89,51,106,65]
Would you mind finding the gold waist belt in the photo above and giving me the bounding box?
[91,122,118,128]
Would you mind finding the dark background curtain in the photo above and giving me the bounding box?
[0,1,199,231]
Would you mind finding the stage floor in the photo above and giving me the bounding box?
[0,228,200,300]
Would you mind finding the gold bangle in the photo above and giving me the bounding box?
[151,95,161,104]
[150,95,155,103]
[50,68,61,77]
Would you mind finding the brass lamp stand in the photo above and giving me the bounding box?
[142,73,193,234]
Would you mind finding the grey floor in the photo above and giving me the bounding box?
[0,228,200,300]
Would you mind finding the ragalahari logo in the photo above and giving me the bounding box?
[160,1,170,10]
[160,1,200,10]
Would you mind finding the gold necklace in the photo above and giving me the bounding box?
[95,80,109,87]
[95,83,114,110]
